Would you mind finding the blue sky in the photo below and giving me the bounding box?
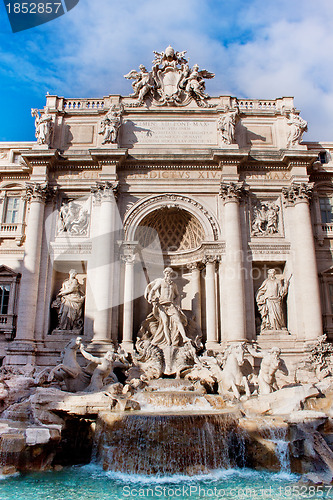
[0,0,333,142]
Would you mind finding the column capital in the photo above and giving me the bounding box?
[91,180,119,204]
[282,182,313,206]
[219,181,248,203]
[187,261,203,271]
[120,241,137,263]
[203,255,220,265]
[23,182,55,203]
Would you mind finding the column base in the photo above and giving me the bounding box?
[88,340,115,353]
[121,341,134,353]
[205,341,220,351]
[5,340,36,366]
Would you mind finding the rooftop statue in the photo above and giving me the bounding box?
[124,46,215,107]
[31,107,53,147]
[217,106,239,145]
[286,109,308,148]
[98,104,123,145]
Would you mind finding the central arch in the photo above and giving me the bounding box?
[123,193,220,244]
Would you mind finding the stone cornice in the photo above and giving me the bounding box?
[89,148,128,167]
[20,149,59,170]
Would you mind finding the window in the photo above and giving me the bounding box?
[4,197,20,224]
[319,152,327,164]
[320,197,333,224]
[0,285,10,314]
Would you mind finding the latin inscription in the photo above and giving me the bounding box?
[122,120,217,146]
[124,170,221,180]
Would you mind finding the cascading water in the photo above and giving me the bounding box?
[94,411,247,475]
[267,427,290,472]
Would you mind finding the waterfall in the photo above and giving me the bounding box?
[94,412,247,475]
[261,424,290,473]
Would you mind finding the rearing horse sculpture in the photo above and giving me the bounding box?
[217,343,251,399]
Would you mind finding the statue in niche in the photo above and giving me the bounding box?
[52,270,85,332]
[256,269,291,332]
[252,201,279,236]
[217,106,239,145]
[286,110,308,148]
[31,107,53,146]
[58,200,89,236]
[124,65,154,104]
[98,104,123,144]
[140,267,191,347]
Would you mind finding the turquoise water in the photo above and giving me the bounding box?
[0,465,332,500]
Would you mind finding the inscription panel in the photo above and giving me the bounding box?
[121,120,218,146]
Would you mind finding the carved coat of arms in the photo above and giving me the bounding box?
[124,45,215,107]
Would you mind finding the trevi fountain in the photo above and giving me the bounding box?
[1,47,333,499]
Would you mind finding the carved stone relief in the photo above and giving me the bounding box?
[57,199,90,236]
[251,199,281,237]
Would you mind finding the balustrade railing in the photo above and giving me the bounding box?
[63,99,105,111]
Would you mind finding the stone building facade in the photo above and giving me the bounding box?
[0,47,332,367]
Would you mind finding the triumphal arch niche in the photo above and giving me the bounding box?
[0,45,332,367]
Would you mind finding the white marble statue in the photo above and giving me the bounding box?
[31,107,53,146]
[52,270,85,332]
[58,200,89,235]
[124,65,154,104]
[141,267,190,347]
[79,345,117,392]
[217,107,239,144]
[125,46,214,106]
[207,343,251,399]
[257,347,288,394]
[286,110,308,148]
[256,269,290,331]
[183,63,214,102]
[47,337,90,392]
[99,104,123,144]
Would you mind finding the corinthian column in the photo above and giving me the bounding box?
[283,183,322,339]
[122,248,136,351]
[16,183,50,342]
[204,257,219,348]
[220,182,247,341]
[91,181,119,344]
[187,262,202,329]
